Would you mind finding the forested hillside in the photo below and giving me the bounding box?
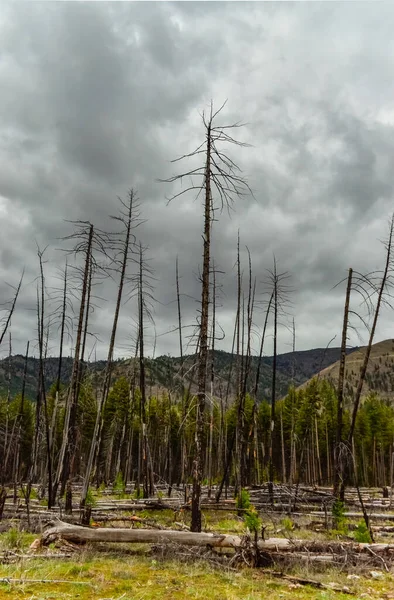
[310,339,394,401]
[0,345,357,402]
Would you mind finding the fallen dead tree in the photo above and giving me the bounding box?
[41,520,394,560]
[42,520,243,548]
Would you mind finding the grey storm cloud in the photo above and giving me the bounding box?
[1,1,394,360]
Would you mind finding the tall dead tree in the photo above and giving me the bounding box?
[1,331,13,486]
[139,243,148,498]
[55,222,108,499]
[13,341,29,495]
[266,258,292,503]
[333,267,352,498]
[288,317,297,488]
[36,247,53,507]
[49,262,71,486]
[331,262,377,497]
[238,246,256,488]
[234,233,242,493]
[175,257,188,485]
[80,192,138,515]
[215,300,240,502]
[340,215,394,501]
[161,100,251,531]
[135,241,155,498]
[207,262,218,497]
[56,262,69,395]
[55,224,93,498]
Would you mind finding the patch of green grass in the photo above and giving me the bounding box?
[2,553,379,600]
[139,509,177,527]
[113,472,126,498]
[280,517,294,532]
[0,529,36,551]
[0,539,392,600]
[209,516,245,534]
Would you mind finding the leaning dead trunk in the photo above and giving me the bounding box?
[341,216,394,502]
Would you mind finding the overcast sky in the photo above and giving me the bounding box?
[1,1,394,361]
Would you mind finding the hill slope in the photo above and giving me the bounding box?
[305,338,394,401]
[0,345,356,401]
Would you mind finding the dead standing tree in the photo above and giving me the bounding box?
[332,267,374,497]
[333,268,353,498]
[80,191,139,517]
[131,242,156,498]
[54,221,109,502]
[36,246,53,507]
[339,215,394,505]
[161,100,251,531]
[265,258,292,503]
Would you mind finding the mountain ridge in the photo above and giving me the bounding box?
[306,338,394,402]
[0,344,358,401]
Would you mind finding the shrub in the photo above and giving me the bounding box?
[354,520,372,543]
[113,472,126,498]
[132,487,144,500]
[244,506,262,535]
[281,516,294,532]
[236,489,262,539]
[332,500,347,534]
[236,488,251,511]
[3,527,23,549]
[85,488,97,508]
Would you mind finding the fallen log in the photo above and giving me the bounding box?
[291,511,394,521]
[42,520,242,548]
[41,520,394,557]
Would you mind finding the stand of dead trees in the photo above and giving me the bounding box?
[1,105,394,550]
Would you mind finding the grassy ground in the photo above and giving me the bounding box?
[2,551,392,600]
[1,508,394,599]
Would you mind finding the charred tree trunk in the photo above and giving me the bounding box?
[55,223,94,499]
[334,267,352,498]
[161,101,251,529]
[13,341,29,492]
[191,130,211,531]
[37,248,53,508]
[341,216,394,502]
[81,193,135,512]
[268,259,278,503]
[207,264,216,498]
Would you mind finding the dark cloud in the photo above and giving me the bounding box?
[1,2,394,361]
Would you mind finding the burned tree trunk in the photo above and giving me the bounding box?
[81,192,136,513]
[161,101,251,530]
[55,223,94,499]
[333,267,352,498]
